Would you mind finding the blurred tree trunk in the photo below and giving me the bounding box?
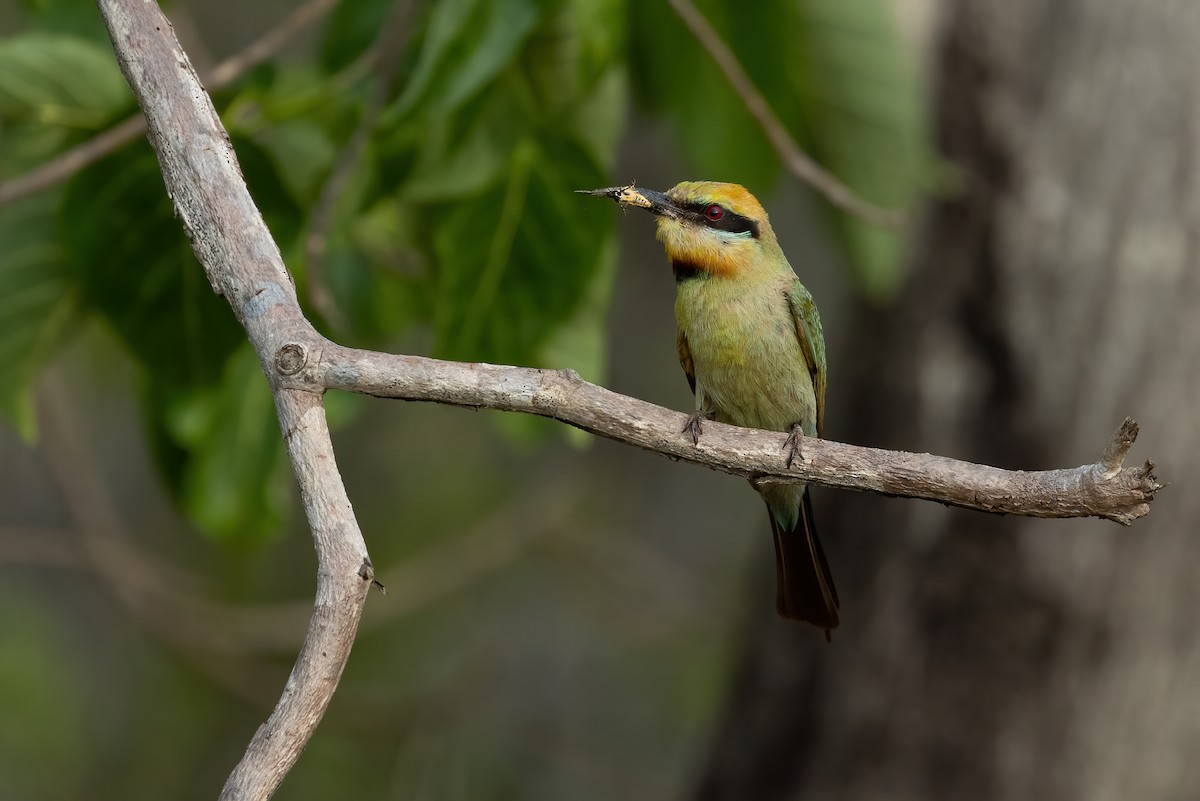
[694,1,1200,800]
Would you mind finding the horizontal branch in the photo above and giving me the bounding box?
[298,344,1158,525]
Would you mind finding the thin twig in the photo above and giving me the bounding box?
[664,0,905,227]
[225,482,574,651]
[0,0,339,208]
[166,0,218,78]
[207,0,340,88]
[0,526,79,568]
[304,0,418,330]
[0,115,147,205]
[1,430,571,659]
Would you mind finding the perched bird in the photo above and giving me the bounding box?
[582,181,838,636]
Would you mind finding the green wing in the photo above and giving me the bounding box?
[786,280,827,437]
[677,328,696,396]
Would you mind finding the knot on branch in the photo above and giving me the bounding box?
[358,557,387,594]
[557,368,583,384]
[276,343,308,375]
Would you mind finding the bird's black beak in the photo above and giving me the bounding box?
[629,187,682,218]
[576,185,684,220]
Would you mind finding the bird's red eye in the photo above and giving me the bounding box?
[705,204,724,221]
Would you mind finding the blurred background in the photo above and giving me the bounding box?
[2,0,1197,799]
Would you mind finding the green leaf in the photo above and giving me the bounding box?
[0,119,70,178]
[163,344,290,546]
[399,77,527,202]
[60,137,301,390]
[387,0,540,122]
[320,0,397,72]
[315,227,428,344]
[628,1,780,188]
[432,135,613,366]
[250,118,339,205]
[537,224,618,384]
[225,63,360,132]
[60,144,245,389]
[350,195,427,279]
[395,0,627,198]
[338,196,431,338]
[224,65,366,209]
[239,133,307,250]
[629,0,930,298]
[520,0,627,120]
[0,33,131,127]
[569,65,629,173]
[535,227,618,447]
[489,217,619,449]
[0,193,80,436]
[17,0,114,42]
[786,0,930,297]
[59,138,303,543]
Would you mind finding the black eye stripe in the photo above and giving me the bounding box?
[679,202,760,238]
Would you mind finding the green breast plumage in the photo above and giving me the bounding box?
[675,273,818,435]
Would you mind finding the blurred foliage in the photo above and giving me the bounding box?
[0,592,89,799]
[0,1,931,799]
[0,0,927,545]
[630,0,928,297]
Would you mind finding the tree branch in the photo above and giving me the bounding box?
[92,1,1161,799]
[96,3,371,800]
[664,0,905,228]
[310,345,1158,525]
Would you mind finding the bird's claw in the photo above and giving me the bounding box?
[683,410,709,445]
[784,424,806,468]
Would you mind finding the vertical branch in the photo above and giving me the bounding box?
[93,2,375,800]
[222,390,373,799]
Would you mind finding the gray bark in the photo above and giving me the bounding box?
[695,1,1200,799]
[95,3,374,799]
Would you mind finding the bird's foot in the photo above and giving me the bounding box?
[682,410,711,445]
[784,424,807,468]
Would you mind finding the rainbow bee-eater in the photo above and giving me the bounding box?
[583,181,838,636]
